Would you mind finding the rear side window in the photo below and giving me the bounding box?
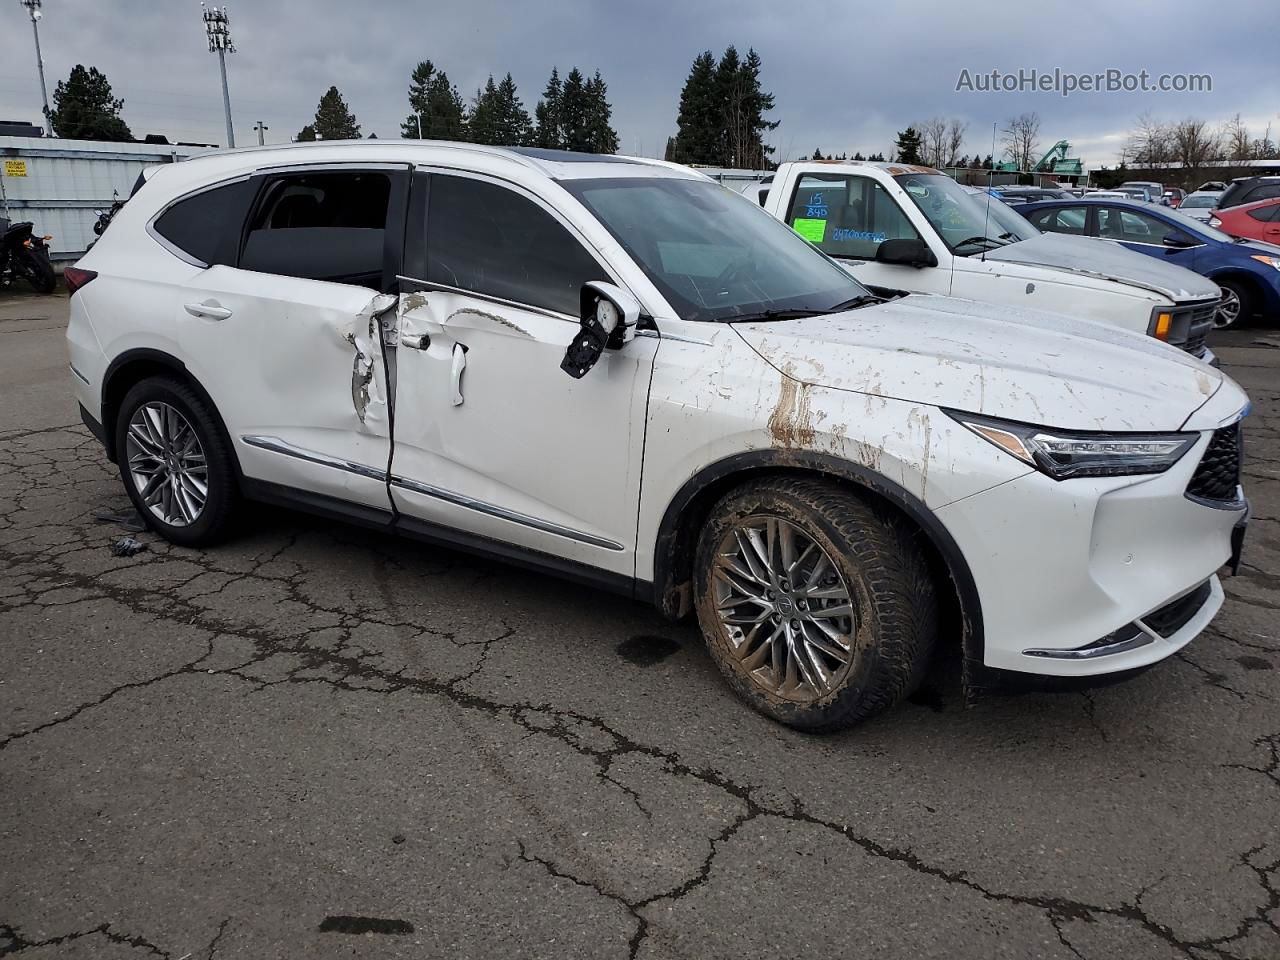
[240,171,391,286]
[152,179,254,266]
[1026,206,1088,235]
[785,174,921,259]
[424,175,607,315]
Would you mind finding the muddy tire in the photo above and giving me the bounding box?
[694,477,937,732]
[114,376,240,547]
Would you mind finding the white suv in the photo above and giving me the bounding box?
[67,142,1250,730]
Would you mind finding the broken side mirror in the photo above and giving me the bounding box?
[560,281,641,379]
[875,238,938,268]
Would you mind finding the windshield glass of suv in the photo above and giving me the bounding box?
[563,177,870,322]
[895,173,1017,254]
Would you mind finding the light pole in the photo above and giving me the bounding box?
[201,3,235,148]
[19,0,53,137]
[253,120,267,145]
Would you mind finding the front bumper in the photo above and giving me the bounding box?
[935,429,1246,677]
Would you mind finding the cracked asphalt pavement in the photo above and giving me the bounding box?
[2,291,1278,959]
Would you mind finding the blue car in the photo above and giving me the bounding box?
[1020,198,1280,329]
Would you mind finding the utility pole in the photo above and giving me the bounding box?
[253,120,267,145]
[201,3,235,148]
[19,0,53,137]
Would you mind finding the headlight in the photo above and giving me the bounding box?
[1250,255,1280,272]
[944,411,1197,480]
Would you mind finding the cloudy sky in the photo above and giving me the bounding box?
[1,0,1276,167]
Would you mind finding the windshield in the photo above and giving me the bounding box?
[563,177,870,322]
[1180,195,1217,209]
[894,173,1017,254]
[968,192,1039,240]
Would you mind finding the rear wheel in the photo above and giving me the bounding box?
[1214,279,1251,330]
[694,478,937,732]
[19,247,55,294]
[114,377,239,546]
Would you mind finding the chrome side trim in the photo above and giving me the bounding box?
[240,435,386,481]
[390,474,624,552]
[69,362,90,385]
[394,277,578,324]
[1023,632,1154,660]
[240,434,624,552]
[635,329,713,346]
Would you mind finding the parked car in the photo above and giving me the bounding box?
[1210,197,1280,245]
[989,186,1073,204]
[69,141,1249,730]
[1178,191,1223,222]
[1198,181,1229,193]
[1021,197,1280,328]
[1084,190,1133,200]
[1121,181,1166,204]
[1163,188,1187,208]
[1217,176,1280,211]
[758,161,1223,360]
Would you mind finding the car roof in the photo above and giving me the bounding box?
[154,139,700,186]
[789,160,944,176]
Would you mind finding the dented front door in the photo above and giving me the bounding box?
[175,265,397,511]
[389,288,657,578]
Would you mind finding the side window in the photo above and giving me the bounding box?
[1246,206,1277,223]
[1096,208,1177,245]
[152,179,254,266]
[425,175,607,316]
[1244,184,1280,205]
[1026,206,1087,235]
[785,175,921,259]
[240,171,391,286]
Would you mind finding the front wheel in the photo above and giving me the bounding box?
[114,377,240,547]
[1214,280,1251,330]
[18,247,55,294]
[694,478,937,732]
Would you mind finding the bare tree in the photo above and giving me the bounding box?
[1220,113,1254,162]
[918,116,948,168]
[1170,118,1220,172]
[1001,112,1040,172]
[1126,112,1172,167]
[945,119,967,167]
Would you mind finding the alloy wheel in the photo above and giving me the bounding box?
[1214,289,1241,329]
[710,516,857,702]
[124,401,209,526]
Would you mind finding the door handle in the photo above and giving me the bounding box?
[450,342,467,406]
[184,302,232,321]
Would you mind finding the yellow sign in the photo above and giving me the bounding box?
[3,159,28,177]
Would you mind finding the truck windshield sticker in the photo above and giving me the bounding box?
[803,192,829,217]
[792,218,827,243]
[831,228,888,244]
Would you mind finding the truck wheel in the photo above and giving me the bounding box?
[1214,280,1251,330]
[694,478,937,732]
[114,377,240,547]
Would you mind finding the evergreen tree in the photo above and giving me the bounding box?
[811,147,825,160]
[47,64,132,141]
[497,73,534,146]
[296,124,317,142]
[400,61,467,141]
[731,48,777,168]
[894,127,922,163]
[533,68,564,149]
[582,71,618,153]
[312,86,360,140]
[663,136,677,161]
[560,68,589,152]
[868,151,885,161]
[470,75,503,145]
[852,151,865,161]
[670,52,719,164]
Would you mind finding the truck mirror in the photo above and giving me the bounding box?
[875,238,937,268]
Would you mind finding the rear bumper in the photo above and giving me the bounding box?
[79,402,109,453]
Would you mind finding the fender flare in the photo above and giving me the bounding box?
[650,449,984,667]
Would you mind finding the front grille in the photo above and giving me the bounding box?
[1167,300,1217,358]
[1140,580,1212,638]
[1186,422,1242,502]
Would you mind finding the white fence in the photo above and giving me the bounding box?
[0,137,210,261]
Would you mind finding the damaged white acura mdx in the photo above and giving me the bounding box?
[68,142,1250,730]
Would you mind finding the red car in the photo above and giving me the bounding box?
[1211,197,1280,244]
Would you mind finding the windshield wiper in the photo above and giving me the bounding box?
[953,235,1008,250]
[825,294,881,312]
[713,308,827,323]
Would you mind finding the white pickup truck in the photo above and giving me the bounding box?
[749,161,1223,361]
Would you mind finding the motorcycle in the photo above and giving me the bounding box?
[0,217,57,294]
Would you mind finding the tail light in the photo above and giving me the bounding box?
[63,266,98,297]
[1208,217,1222,228]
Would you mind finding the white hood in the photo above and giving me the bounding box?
[982,232,1221,303]
[733,294,1225,433]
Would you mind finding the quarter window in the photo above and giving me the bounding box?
[1247,205,1280,223]
[152,179,254,266]
[240,171,391,286]
[1026,206,1088,235]
[785,174,922,259]
[425,175,608,316]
